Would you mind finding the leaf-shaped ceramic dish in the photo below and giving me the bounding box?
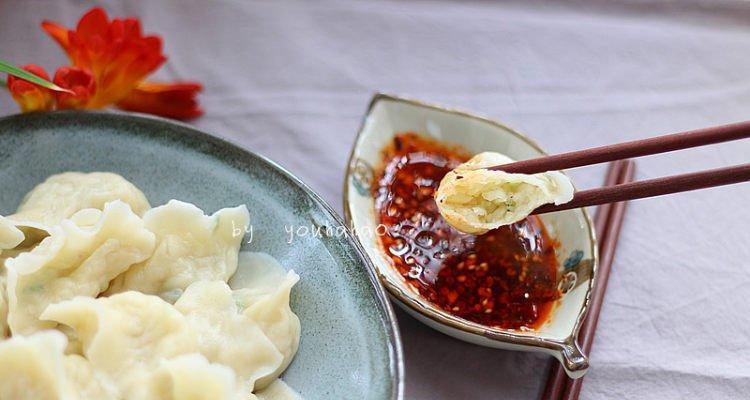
[0,111,404,399]
[344,93,597,378]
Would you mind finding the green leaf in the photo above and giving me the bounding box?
[0,60,73,94]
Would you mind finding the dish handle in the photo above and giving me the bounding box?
[555,340,589,379]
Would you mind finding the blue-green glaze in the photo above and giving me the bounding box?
[0,111,404,400]
[350,158,374,197]
[563,250,585,271]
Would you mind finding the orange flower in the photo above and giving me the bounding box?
[53,67,96,109]
[42,7,166,108]
[116,81,203,120]
[4,7,202,119]
[6,65,55,112]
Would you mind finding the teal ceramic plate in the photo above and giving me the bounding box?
[0,111,404,400]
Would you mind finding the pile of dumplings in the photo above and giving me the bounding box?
[0,172,301,400]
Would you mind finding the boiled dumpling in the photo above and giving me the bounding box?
[7,172,149,250]
[0,331,116,400]
[5,202,155,335]
[40,291,198,397]
[0,218,25,337]
[10,172,150,227]
[242,273,301,389]
[138,354,249,400]
[0,215,47,264]
[5,201,156,335]
[256,379,302,400]
[232,252,301,389]
[0,216,24,252]
[64,355,118,400]
[436,151,574,234]
[0,218,22,338]
[0,223,49,257]
[229,252,290,300]
[107,200,250,298]
[174,281,284,392]
[0,279,8,338]
[0,330,71,400]
[67,208,103,227]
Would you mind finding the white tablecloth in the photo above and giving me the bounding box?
[2,1,750,398]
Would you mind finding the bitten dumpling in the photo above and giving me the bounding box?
[40,292,198,397]
[10,172,151,227]
[174,281,284,392]
[5,201,156,335]
[138,354,250,400]
[231,252,301,390]
[106,200,250,299]
[436,152,574,234]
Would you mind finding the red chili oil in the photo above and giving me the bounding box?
[373,133,560,330]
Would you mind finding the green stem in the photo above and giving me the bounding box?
[0,60,72,93]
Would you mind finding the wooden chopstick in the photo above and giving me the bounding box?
[531,163,750,215]
[540,160,627,400]
[490,120,750,174]
[541,160,636,400]
[562,160,635,400]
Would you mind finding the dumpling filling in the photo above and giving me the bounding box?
[436,152,574,234]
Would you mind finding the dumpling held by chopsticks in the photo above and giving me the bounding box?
[436,152,574,235]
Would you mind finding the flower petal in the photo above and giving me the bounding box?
[40,7,168,108]
[53,67,97,109]
[6,64,55,112]
[75,7,110,42]
[116,81,203,120]
[41,21,71,55]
